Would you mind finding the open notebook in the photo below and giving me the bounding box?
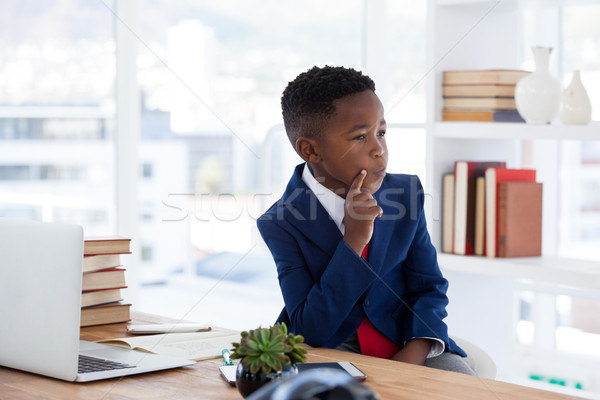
[0,218,194,382]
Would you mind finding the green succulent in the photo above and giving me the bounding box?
[230,323,307,375]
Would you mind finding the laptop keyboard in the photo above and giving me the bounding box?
[78,354,135,374]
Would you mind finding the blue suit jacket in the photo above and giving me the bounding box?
[257,163,465,356]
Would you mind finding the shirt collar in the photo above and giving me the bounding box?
[301,164,346,234]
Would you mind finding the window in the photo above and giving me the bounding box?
[141,162,153,179]
[558,4,600,260]
[141,245,154,262]
[0,0,116,235]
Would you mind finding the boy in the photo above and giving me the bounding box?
[257,66,474,374]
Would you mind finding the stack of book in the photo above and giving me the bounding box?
[81,236,132,327]
[442,161,542,258]
[442,69,530,122]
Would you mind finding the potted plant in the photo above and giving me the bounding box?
[230,322,307,398]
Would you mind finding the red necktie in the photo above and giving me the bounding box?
[356,243,400,359]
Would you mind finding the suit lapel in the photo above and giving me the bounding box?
[279,164,342,256]
[368,177,395,271]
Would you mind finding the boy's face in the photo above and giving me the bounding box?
[310,90,387,197]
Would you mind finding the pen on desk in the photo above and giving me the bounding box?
[222,349,233,366]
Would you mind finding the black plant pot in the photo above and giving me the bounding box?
[235,362,299,398]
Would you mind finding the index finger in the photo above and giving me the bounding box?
[348,169,367,195]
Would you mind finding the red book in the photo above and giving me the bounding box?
[80,302,131,327]
[81,287,125,308]
[497,182,543,257]
[82,254,122,273]
[484,168,537,257]
[83,236,131,256]
[81,268,126,291]
[453,161,506,255]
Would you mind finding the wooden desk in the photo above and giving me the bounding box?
[0,313,582,400]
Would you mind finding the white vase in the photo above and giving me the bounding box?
[559,70,592,125]
[515,46,561,124]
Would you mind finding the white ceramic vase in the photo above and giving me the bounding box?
[559,70,592,125]
[515,46,561,124]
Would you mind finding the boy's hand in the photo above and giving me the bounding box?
[343,169,383,256]
[391,338,432,366]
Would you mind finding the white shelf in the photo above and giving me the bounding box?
[438,253,600,291]
[435,0,499,5]
[433,122,600,141]
[434,0,597,8]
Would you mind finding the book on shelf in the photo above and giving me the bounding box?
[443,69,530,85]
[474,177,486,256]
[81,288,124,308]
[497,181,543,257]
[84,236,132,256]
[83,254,122,273]
[80,302,131,327]
[82,268,126,291]
[442,173,455,254]
[484,167,537,258]
[442,109,525,123]
[444,97,516,110]
[97,330,242,361]
[442,84,516,98]
[453,160,506,255]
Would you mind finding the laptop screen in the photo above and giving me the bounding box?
[0,219,84,381]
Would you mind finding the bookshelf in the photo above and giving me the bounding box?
[439,253,600,291]
[434,121,600,140]
[426,0,600,396]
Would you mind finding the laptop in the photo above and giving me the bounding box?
[0,218,195,382]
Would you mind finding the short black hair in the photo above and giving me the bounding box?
[281,65,376,148]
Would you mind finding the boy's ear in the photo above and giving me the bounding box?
[295,137,322,163]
